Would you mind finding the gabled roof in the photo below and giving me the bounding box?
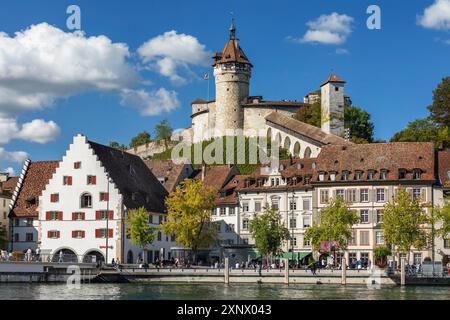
[265,112,348,146]
[215,174,249,206]
[87,141,168,213]
[144,159,188,192]
[321,74,346,87]
[314,142,436,182]
[193,165,240,191]
[0,176,19,196]
[213,39,252,67]
[10,161,59,218]
[438,150,450,187]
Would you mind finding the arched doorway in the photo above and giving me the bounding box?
[83,250,105,264]
[304,147,312,159]
[283,136,291,151]
[293,142,301,158]
[52,248,78,263]
[127,250,134,264]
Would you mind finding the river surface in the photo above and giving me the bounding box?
[0,283,449,300]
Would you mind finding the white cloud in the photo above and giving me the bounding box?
[16,119,60,144]
[2,167,15,176]
[296,13,354,45]
[0,147,28,164]
[418,0,450,30]
[120,88,180,116]
[336,48,349,55]
[138,30,211,84]
[0,22,138,117]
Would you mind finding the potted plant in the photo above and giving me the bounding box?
[374,246,391,268]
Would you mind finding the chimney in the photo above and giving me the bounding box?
[0,172,9,183]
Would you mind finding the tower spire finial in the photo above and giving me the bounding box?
[229,12,236,40]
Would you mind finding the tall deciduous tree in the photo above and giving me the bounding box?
[390,119,449,147]
[295,101,322,128]
[382,188,429,262]
[163,179,217,263]
[155,119,173,149]
[305,197,359,252]
[428,77,450,128]
[434,200,450,242]
[129,131,151,149]
[344,105,374,143]
[109,141,128,151]
[249,207,290,260]
[125,207,157,263]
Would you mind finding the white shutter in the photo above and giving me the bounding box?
[421,188,427,202]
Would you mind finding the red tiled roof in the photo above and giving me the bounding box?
[193,165,240,191]
[321,74,346,87]
[144,159,187,192]
[2,176,18,191]
[265,112,348,146]
[438,151,450,187]
[215,175,249,206]
[314,142,436,182]
[10,161,59,218]
[213,39,252,67]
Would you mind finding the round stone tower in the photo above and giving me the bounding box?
[213,20,252,137]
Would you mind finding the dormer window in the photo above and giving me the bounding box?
[318,172,325,182]
[329,172,336,182]
[220,191,226,198]
[413,169,421,180]
[367,170,375,180]
[354,171,363,181]
[380,170,388,180]
[399,169,407,180]
[341,171,349,181]
[25,197,37,209]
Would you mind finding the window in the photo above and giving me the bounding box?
[26,233,33,242]
[380,170,387,180]
[270,178,275,186]
[329,173,336,181]
[87,175,97,185]
[354,171,362,181]
[412,188,422,201]
[72,230,85,239]
[229,207,235,215]
[336,189,345,200]
[318,173,325,182]
[72,212,85,221]
[289,198,297,211]
[210,209,216,216]
[74,161,81,169]
[14,219,19,227]
[347,189,356,203]
[444,238,450,249]
[320,190,329,204]
[95,228,113,238]
[360,210,369,223]
[96,210,113,220]
[99,192,109,201]
[348,252,357,264]
[413,170,421,180]
[376,231,384,245]
[220,207,226,216]
[254,202,261,212]
[157,232,162,241]
[413,253,422,265]
[243,238,249,245]
[159,215,164,224]
[242,219,249,230]
[367,170,375,180]
[360,189,369,202]
[360,252,369,264]
[335,86,339,92]
[45,211,62,221]
[290,237,297,247]
[26,218,33,226]
[376,210,384,224]
[80,193,92,208]
[341,171,349,181]
[226,224,234,233]
[271,199,279,210]
[289,218,296,229]
[399,169,407,180]
[171,234,175,242]
[242,202,249,212]
[303,198,311,211]
[360,231,370,246]
[50,193,59,203]
[14,233,19,242]
[304,238,311,246]
[63,176,72,186]
[303,216,311,228]
[47,230,60,239]
[376,189,385,202]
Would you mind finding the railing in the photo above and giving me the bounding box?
[0,251,98,264]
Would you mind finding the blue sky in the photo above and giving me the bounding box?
[0,0,449,174]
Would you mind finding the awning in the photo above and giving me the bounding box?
[276,252,311,261]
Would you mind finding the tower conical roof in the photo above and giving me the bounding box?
[320,74,346,87]
[213,21,252,67]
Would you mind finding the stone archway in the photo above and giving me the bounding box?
[52,248,78,263]
[304,146,312,159]
[83,250,105,264]
[293,142,301,158]
[283,136,291,151]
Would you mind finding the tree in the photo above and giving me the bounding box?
[374,246,391,267]
[162,179,218,263]
[109,141,128,151]
[344,105,374,143]
[390,118,449,147]
[155,119,173,149]
[129,131,151,149]
[382,188,430,263]
[0,227,7,250]
[434,200,450,242]
[428,77,450,128]
[249,207,290,261]
[125,207,157,263]
[305,197,359,254]
[295,101,322,127]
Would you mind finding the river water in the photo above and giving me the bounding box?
[0,283,449,300]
